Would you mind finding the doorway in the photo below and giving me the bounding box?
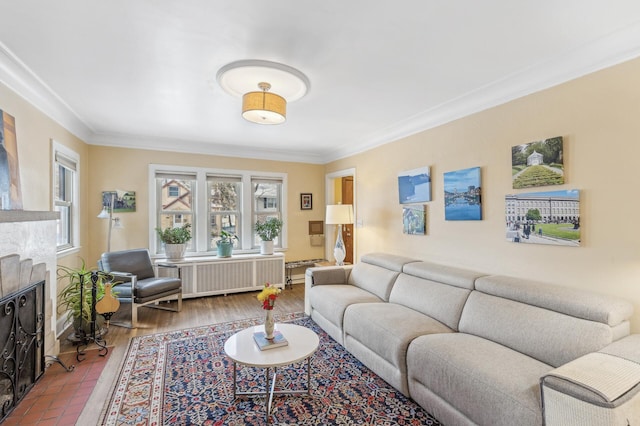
[325,168,356,264]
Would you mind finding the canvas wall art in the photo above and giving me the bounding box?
[444,167,482,221]
[402,205,426,235]
[512,136,564,189]
[398,166,431,204]
[505,189,580,246]
[0,109,23,210]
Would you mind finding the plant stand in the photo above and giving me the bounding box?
[75,272,109,361]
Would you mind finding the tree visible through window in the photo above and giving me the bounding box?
[151,166,286,255]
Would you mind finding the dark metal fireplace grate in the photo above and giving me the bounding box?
[0,280,45,422]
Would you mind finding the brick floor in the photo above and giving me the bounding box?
[3,348,111,426]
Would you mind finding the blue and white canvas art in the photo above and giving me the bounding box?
[444,166,482,221]
[398,166,431,204]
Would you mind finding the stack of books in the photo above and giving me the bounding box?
[253,330,289,350]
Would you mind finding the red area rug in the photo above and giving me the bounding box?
[101,312,440,425]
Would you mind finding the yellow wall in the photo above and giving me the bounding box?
[4,55,640,334]
[0,84,90,275]
[327,57,640,333]
[87,146,326,264]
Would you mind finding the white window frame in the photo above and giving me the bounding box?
[52,140,80,255]
[149,164,287,257]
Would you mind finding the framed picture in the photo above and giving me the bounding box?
[398,166,431,204]
[0,109,23,210]
[300,193,312,210]
[403,205,426,235]
[444,166,482,221]
[102,190,136,212]
[511,136,564,189]
[505,189,580,246]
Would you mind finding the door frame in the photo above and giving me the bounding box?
[325,168,356,263]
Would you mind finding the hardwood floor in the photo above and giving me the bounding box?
[67,283,305,424]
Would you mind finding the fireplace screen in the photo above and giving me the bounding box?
[0,280,45,421]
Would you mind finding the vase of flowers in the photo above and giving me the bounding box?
[257,282,281,339]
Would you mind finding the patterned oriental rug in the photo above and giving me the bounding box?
[101,312,441,425]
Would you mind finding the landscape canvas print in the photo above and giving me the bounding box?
[0,109,23,210]
[505,189,580,246]
[512,136,564,189]
[444,167,482,221]
[398,166,431,204]
[402,205,426,235]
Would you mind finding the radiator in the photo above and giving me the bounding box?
[158,254,285,298]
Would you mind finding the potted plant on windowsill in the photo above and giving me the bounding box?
[216,230,238,258]
[255,217,283,255]
[155,223,192,260]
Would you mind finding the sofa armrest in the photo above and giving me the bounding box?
[541,334,640,425]
[304,265,353,315]
[306,266,352,286]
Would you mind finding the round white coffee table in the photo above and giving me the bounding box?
[224,323,319,423]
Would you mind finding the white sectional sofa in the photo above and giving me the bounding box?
[304,253,640,426]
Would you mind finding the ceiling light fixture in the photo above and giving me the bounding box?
[242,82,286,125]
[217,60,309,125]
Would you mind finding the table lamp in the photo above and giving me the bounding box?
[325,204,354,265]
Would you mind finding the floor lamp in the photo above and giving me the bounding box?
[325,204,354,266]
[97,192,124,252]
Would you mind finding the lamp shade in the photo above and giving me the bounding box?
[242,91,286,124]
[325,204,354,225]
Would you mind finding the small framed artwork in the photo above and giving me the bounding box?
[403,205,426,235]
[300,193,312,210]
[102,190,136,213]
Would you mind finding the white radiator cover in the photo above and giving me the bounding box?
[157,253,285,298]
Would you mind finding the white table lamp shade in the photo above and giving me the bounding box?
[325,204,353,265]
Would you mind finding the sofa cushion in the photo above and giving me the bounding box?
[347,262,400,301]
[344,302,453,395]
[360,252,419,271]
[308,284,381,333]
[389,271,474,331]
[407,333,552,426]
[459,291,613,367]
[475,275,633,328]
[402,261,482,290]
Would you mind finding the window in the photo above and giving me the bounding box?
[168,186,179,197]
[52,142,80,253]
[207,174,242,251]
[155,172,196,254]
[252,178,282,247]
[149,165,286,256]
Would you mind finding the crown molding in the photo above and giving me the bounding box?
[2,20,640,165]
[0,42,94,141]
[325,21,640,163]
[89,133,329,164]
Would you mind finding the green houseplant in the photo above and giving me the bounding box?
[216,229,238,258]
[57,259,117,340]
[155,223,192,259]
[254,217,283,255]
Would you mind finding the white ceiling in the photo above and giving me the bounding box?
[1,1,640,164]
